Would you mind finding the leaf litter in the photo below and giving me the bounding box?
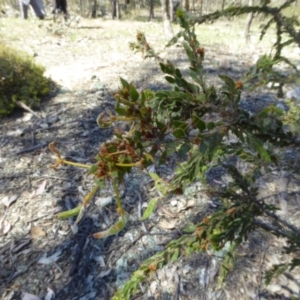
[0,17,300,300]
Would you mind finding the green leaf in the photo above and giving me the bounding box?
[115,107,128,116]
[141,197,159,220]
[173,128,186,138]
[165,76,176,84]
[148,172,160,181]
[178,143,191,158]
[156,120,167,134]
[171,248,180,262]
[183,42,195,62]
[56,206,80,219]
[192,115,206,131]
[207,122,215,130]
[89,165,98,174]
[248,135,271,162]
[183,224,196,233]
[130,85,139,102]
[159,62,167,73]
[219,74,235,91]
[175,68,182,78]
[93,211,129,238]
[166,141,177,156]
[172,120,189,138]
[120,77,129,88]
[149,172,169,195]
[94,178,105,187]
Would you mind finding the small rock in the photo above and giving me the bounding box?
[286,87,300,100]
[170,200,178,206]
[95,196,113,207]
[96,90,105,98]
[90,81,105,93]
[91,75,97,80]
[46,115,59,124]
[75,90,86,97]
[58,87,71,94]
[39,123,49,129]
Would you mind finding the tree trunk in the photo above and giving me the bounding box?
[148,0,154,20]
[111,0,120,20]
[111,0,120,19]
[169,0,174,21]
[111,0,116,18]
[221,0,226,11]
[91,0,98,17]
[244,0,254,43]
[161,0,174,39]
[198,0,202,16]
[116,0,120,18]
[184,0,189,11]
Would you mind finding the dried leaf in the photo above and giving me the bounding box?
[45,287,55,300]
[70,223,78,234]
[2,194,19,207]
[177,199,195,212]
[75,206,85,224]
[2,220,11,234]
[95,197,113,207]
[38,249,62,264]
[98,269,111,278]
[158,206,177,218]
[93,255,105,267]
[58,230,69,236]
[32,180,47,198]
[158,219,177,229]
[21,292,41,300]
[31,226,46,239]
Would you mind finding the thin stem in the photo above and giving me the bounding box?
[107,150,128,156]
[254,218,289,238]
[264,209,300,236]
[83,185,100,206]
[112,179,125,215]
[115,159,144,167]
[115,162,138,167]
[63,160,91,169]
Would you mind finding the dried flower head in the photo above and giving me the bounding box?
[235,80,243,90]
[196,47,205,57]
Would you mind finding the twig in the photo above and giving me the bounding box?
[254,219,288,238]
[27,213,51,224]
[0,232,30,255]
[38,175,71,181]
[264,209,300,236]
[16,101,41,119]
[257,250,265,300]
[12,142,47,155]
[136,190,148,233]
[6,257,39,284]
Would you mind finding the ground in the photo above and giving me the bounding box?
[1,14,300,300]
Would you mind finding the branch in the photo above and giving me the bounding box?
[194,2,300,48]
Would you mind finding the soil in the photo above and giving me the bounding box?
[1,14,300,300]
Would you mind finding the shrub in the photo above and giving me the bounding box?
[0,44,51,116]
[49,1,300,299]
